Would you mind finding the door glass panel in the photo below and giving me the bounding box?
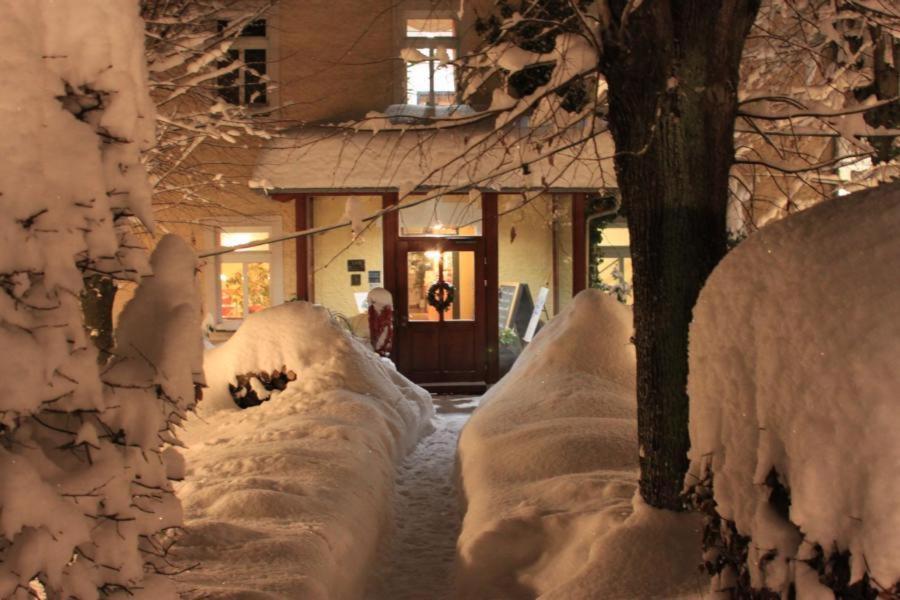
[407,251,440,321]
[220,262,244,319]
[442,250,475,321]
[246,262,271,313]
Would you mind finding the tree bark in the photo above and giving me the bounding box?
[601,0,760,509]
[82,274,117,365]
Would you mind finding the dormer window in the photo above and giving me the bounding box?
[404,17,457,106]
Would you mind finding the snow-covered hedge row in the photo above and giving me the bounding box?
[0,2,205,598]
[173,302,433,599]
[687,182,900,597]
[456,291,706,599]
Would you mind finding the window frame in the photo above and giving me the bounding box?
[202,219,284,331]
[403,13,459,107]
[217,19,271,107]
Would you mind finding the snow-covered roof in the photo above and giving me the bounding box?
[252,118,618,194]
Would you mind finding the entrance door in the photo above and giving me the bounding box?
[395,238,486,385]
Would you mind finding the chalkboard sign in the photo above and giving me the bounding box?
[498,282,535,337]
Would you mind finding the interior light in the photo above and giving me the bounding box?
[836,188,850,197]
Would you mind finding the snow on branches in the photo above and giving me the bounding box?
[142,0,277,209]
[0,2,202,598]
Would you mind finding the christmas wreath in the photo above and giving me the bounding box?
[426,281,455,313]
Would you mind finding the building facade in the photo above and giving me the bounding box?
[161,0,630,390]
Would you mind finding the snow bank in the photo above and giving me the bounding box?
[174,302,432,599]
[687,182,900,595]
[457,290,706,599]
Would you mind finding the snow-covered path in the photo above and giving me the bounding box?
[365,396,478,600]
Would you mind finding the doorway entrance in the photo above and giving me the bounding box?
[395,238,486,386]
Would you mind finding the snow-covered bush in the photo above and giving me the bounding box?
[175,302,432,599]
[457,290,706,599]
[0,2,203,597]
[687,183,900,598]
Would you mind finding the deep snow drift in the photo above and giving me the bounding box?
[687,182,900,595]
[173,302,433,600]
[456,290,706,599]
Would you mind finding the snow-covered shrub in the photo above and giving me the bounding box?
[175,302,432,598]
[686,183,900,598]
[457,290,706,599]
[0,2,203,597]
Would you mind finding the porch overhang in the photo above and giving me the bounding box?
[251,120,618,195]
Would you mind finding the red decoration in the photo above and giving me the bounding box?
[368,303,393,357]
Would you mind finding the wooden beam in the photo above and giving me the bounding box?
[482,192,500,384]
[572,192,587,295]
[382,192,399,360]
[294,194,311,301]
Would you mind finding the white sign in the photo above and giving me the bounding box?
[353,292,369,314]
[523,287,549,342]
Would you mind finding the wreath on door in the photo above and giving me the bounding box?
[426,281,455,313]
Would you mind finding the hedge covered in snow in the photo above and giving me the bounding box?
[687,182,900,598]
[0,2,204,598]
[457,290,706,599]
[174,302,433,599]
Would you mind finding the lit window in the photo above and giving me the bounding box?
[406,18,455,38]
[217,20,269,106]
[216,228,274,320]
[405,17,457,106]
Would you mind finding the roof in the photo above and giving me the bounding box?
[251,115,618,194]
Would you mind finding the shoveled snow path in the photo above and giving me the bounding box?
[365,396,478,600]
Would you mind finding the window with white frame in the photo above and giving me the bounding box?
[217,19,269,106]
[404,17,457,106]
[211,224,283,327]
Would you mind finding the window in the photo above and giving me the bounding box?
[404,17,457,106]
[399,195,482,236]
[217,19,268,106]
[588,210,632,304]
[209,224,283,328]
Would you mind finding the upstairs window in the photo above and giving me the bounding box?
[217,19,269,106]
[405,17,457,106]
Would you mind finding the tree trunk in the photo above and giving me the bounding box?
[601,1,760,509]
[82,274,117,365]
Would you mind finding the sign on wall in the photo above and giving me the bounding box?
[347,259,365,272]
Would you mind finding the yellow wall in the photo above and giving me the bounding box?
[498,194,556,318]
[312,196,384,318]
[554,195,575,315]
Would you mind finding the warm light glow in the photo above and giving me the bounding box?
[836,188,850,197]
[431,223,444,231]
[425,250,442,260]
[221,230,270,252]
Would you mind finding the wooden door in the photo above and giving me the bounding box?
[395,238,486,384]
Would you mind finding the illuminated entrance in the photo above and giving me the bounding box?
[395,239,486,385]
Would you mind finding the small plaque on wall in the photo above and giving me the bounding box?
[368,270,381,285]
[347,259,365,272]
[350,273,362,286]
